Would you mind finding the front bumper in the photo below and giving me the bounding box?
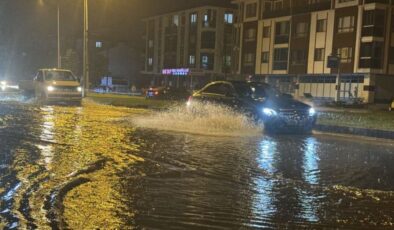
[47,92,82,101]
[261,110,317,128]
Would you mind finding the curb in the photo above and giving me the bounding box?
[314,124,394,140]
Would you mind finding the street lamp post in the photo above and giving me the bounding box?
[57,1,61,68]
[83,0,89,95]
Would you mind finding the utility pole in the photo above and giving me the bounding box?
[57,1,61,68]
[83,0,89,95]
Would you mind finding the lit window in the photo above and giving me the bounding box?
[337,47,353,63]
[96,41,102,48]
[338,16,355,33]
[224,13,233,24]
[189,55,195,65]
[190,13,197,24]
[148,58,153,66]
[314,48,325,61]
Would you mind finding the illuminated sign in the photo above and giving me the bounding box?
[162,68,190,76]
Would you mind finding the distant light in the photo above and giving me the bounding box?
[0,81,6,86]
[47,86,55,92]
[77,87,82,92]
[96,41,103,48]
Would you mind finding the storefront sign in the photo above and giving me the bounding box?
[162,68,190,76]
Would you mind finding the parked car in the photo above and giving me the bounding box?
[187,81,317,133]
[146,86,190,100]
[389,98,394,111]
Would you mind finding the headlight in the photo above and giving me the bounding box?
[47,86,55,92]
[309,108,316,116]
[262,108,277,116]
[77,87,82,92]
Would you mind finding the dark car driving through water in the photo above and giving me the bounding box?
[187,81,317,133]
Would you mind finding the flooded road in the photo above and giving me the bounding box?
[0,100,394,229]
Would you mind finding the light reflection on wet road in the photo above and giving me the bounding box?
[0,101,394,229]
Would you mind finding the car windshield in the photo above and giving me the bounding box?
[233,82,281,99]
[45,71,77,81]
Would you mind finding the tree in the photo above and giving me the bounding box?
[62,49,80,75]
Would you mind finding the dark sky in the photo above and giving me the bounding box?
[0,0,232,78]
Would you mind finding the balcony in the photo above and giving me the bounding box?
[364,0,389,4]
[293,1,331,14]
[263,8,291,19]
[362,26,384,37]
[275,35,289,44]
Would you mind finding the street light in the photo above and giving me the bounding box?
[83,0,89,95]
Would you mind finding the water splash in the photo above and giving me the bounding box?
[132,102,263,137]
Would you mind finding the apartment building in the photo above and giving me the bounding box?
[233,0,394,103]
[142,6,236,89]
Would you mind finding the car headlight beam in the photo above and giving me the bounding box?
[262,108,278,116]
[47,86,55,92]
[309,108,316,116]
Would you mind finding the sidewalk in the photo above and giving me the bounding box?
[315,106,394,140]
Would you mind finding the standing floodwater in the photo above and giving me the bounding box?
[0,101,393,229]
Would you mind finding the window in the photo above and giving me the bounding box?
[96,41,102,48]
[263,26,270,38]
[273,48,288,70]
[261,52,269,63]
[295,22,308,38]
[148,40,153,48]
[202,10,216,28]
[189,55,195,65]
[224,13,233,24]
[245,28,256,41]
[203,83,222,94]
[291,50,307,65]
[314,48,325,61]
[275,21,290,44]
[190,13,197,24]
[148,58,153,66]
[359,42,383,68]
[389,47,394,64]
[223,56,231,66]
[201,31,216,49]
[316,19,327,32]
[201,53,214,70]
[244,53,255,66]
[245,3,257,18]
[338,16,355,33]
[337,47,353,63]
[172,15,179,26]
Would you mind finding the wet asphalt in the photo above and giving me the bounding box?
[0,100,394,229]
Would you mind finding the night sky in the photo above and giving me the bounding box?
[0,0,232,79]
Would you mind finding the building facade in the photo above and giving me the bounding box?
[233,0,394,103]
[142,6,237,89]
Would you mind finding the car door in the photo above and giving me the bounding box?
[199,83,225,104]
[34,71,44,98]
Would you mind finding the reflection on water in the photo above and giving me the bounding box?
[0,101,394,228]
